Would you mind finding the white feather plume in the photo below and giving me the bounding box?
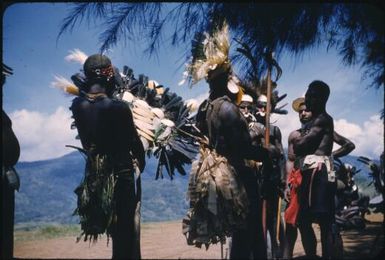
[65,49,88,65]
[51,75,79,96]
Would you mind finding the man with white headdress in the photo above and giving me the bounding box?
[249,93,286,258]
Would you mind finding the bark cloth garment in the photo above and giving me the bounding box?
[297,155,336,223]
[182,97,250,249]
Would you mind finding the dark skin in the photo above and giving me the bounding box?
[293,86,334,157]
[2,111,20,167]
[71,80,145,259]
[284,103,355,259]
[332,131,355,158]
[71,84,145,171]
[1,74,21,259]
[196,72,272,259]
[244,98,285,258]
[287,103,355,200]
[291,83,336,258]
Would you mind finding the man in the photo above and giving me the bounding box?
[70,54,145,259]
[238,94,257,126]
[1,63,21,259]
[283,96,355,258]
[290,81,336,258]
[193,68,273,259]
[251,94,286,258]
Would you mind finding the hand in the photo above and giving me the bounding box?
[277,181,287,199]
[284,186,291,203]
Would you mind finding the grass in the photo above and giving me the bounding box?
[14,220,182,241]
[14,224,81,242]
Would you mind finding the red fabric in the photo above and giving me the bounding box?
[284,168,302,225]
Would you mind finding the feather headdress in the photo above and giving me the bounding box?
[51,75,79,96]
[65,49,88,65]
[183,22,231,86]
[54,50,199,180]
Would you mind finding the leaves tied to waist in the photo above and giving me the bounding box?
[72,149,133,243]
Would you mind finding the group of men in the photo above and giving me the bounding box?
[237,81,355,259]
[2,53,354,259]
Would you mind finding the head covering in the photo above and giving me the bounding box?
[241,94,253,103]
[184,21,239,93]
[148,80,164,95]
[292,97,305,112]
[257,94,268,108]
[83,54,114,81]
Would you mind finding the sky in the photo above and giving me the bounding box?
[2,3,384,162]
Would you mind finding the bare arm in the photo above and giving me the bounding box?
[293,114,333,156]
[284,130,300,202]
[332,131,355,158]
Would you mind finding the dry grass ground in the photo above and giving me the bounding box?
[14,213,383,259]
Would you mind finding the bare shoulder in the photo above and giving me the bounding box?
[217,99,240,121]
[313,112,333,126]
[288,129,301,140]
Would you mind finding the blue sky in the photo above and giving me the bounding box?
[3,3,384,162]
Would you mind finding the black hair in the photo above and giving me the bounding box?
[308,80,330,102]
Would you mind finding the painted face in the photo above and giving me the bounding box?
[239,101,252,116]
[256,100,272,116]
[298,104,312,124]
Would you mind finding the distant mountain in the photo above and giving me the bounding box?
[14,152,379,226]
[14,151,190,225]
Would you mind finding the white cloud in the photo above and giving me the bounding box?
[272,111,301,148]
[273,112,383,159]
[7,105,384,162]
[9,107,80,162]
[334,115,384,159]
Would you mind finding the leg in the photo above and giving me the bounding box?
[231,169,266,259]
[319,217,334,259]
[112,173,139,259]
[266,196,280,258]
[1,174,15,259]
[298,218,317,257]
[283,224,298,259]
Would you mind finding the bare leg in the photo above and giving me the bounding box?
[283,224,298,259]
[319,218,333,259]
[298,219,317,257]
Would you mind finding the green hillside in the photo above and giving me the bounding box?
[14,152,190,226]
[14,152,379,227]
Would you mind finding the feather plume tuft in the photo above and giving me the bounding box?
[65,49,88,65]
[184,22,230,86]
[51,75,79,96]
